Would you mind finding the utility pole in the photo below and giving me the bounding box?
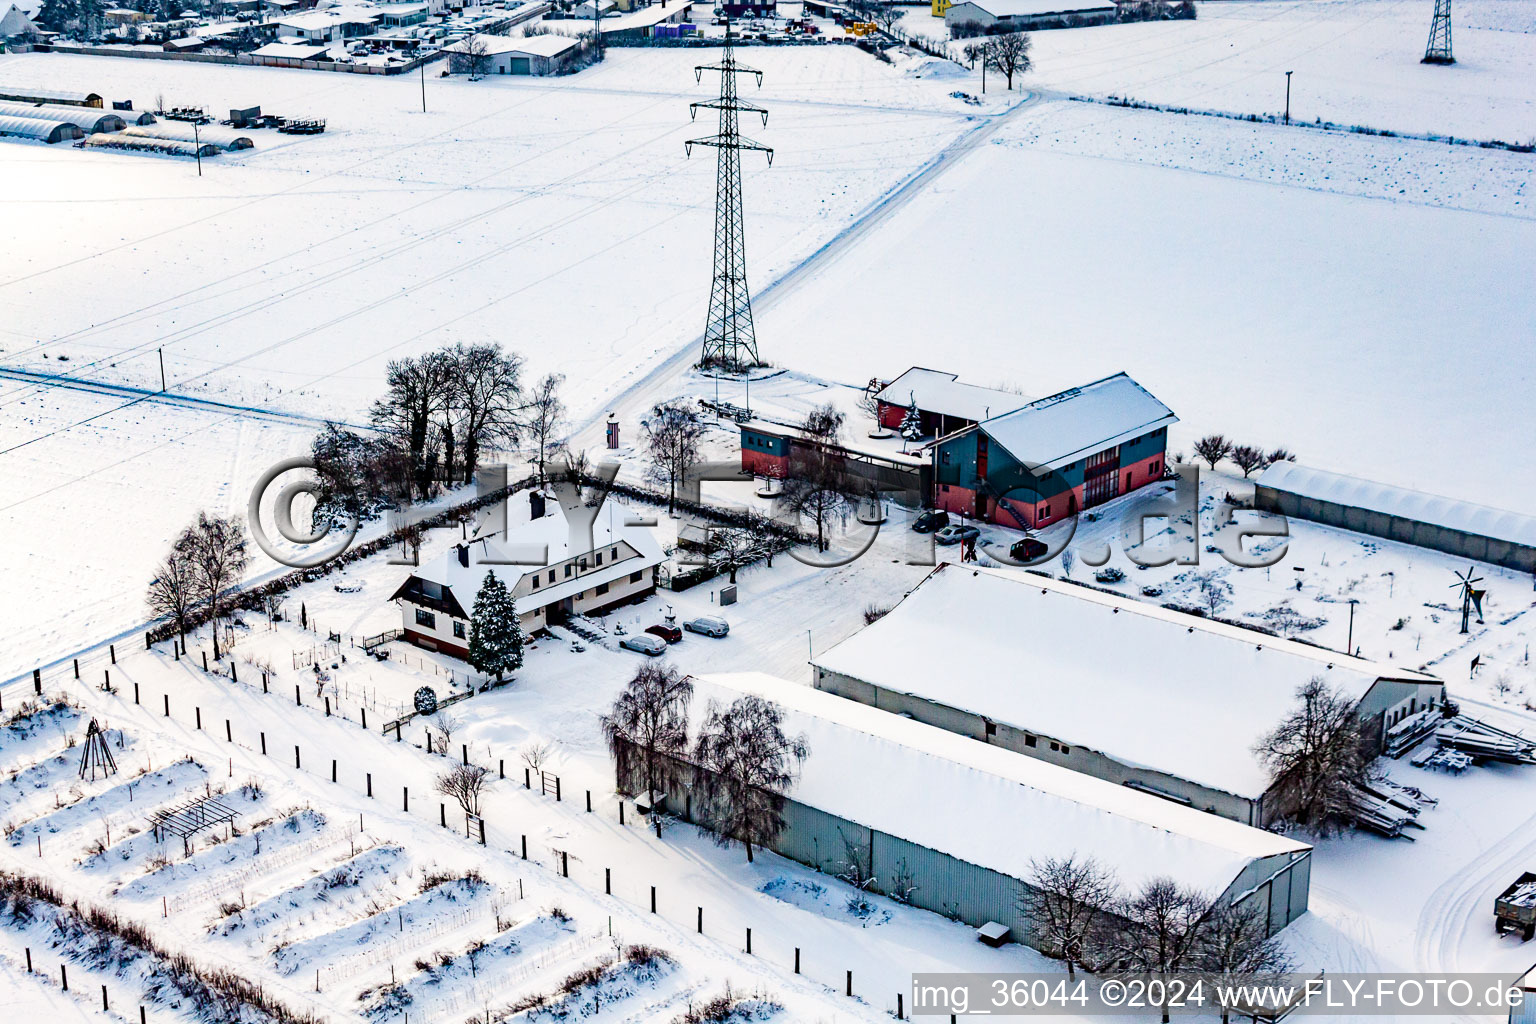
[421,60,427,113]
[1283,70,1292,125]
[193,119,202,177]
[1346,598,1357,655]
[157,347,166,392]
[687,20,772,373]
[1423,0,1454,65]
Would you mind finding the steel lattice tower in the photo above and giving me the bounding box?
[1423,0,1454,64]
[687,24,773,372]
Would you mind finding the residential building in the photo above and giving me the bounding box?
[874,366,1031,438]
[944,0,1116,31]
[811,564,1447,826]
[390,498,664,657]
[930,371,1175,529]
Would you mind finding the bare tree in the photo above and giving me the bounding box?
[1193,434,1232,470]
[642,402,705,515]
[146,547,198,643]
[458,34,492,78]
[1230,445,1265,478]
[1264,447,1296,467]
[436,763,490,817]
[446,342,525,485]
[984,32,1032,90]
[869,1,900,33]
[522,373,566,483]
[800,402,845,445]
[857,378,886,421]
[371,352,453,500]
[1022,855,1119,977]
[692,695,808,863]
[521,739,556,776]
[181,512,249,661]
[1107,878,1212,1023]
[429,712,459,756]
[780,447,857,552]
[1198,900,1294,1024]
[601,662,694,837]
[1254,677,1376,834]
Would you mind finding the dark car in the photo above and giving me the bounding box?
[646,624,683,644]
[911,509,950,533]
[1009,538,1049,562]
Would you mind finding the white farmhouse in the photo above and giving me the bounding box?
[390,499,664,657]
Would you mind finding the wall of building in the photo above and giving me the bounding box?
[616,738,1308,950]
[812,666,1265,825]
[1254,487,1536,574]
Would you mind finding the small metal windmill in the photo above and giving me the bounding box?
[1450,564,1484,634]
[78,719,118,782]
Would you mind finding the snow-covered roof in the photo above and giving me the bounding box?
[0,5,40,34]
[812,565,1438,801]
[402,500,664,616]
[0,101,123,132]
[1257,462,1536,550]
[277,7,378,28]
[951,0,1114,16]
[446,32,577,56]
[874,367,1031,424]
[979,371,1176,472]
[0,114,76,139]
[693,672,1310,895]
[598,0,689,32]
[250,41,333,57]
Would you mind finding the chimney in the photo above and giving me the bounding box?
[456,544,469,568]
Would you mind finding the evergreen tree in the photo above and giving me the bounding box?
[898,400,922,441]
[34,0,76,32]
[467,570,524,682]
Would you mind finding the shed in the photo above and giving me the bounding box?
[1255,462,1536,574]
[446,32,579,75]
[618,672,1313,947]
[248,40,333,60]
[0,100,125,132]
[0,114,82,142]
[0,88,101,107]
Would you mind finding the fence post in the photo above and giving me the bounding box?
[33,668,40,694]
[650,886,656,913]
[61,963,67,991]
[294,745,301,769]
[499,758,504,779]
[260,732,266,755]
[847,970,853,997]
[104,669,110,688]
[163,694,170,717]
[521,834,527,860]
[195,707,201,730]
[230,661,237,682]
[619,802,625,825]
[367,773,373,797]
[555,777,561,802]
[795,947,800,974]
[174,644,179,661]
[24,947,30,972]
[134,683,139,704]
[331,759,337,783]
[403,787,409,812]
[561,851,568,877]
[524,767,531,789]
[202,652,208,672]
[605,868,611,894]
[586,790,592,812]
[697,907,702,933]
[898,992,904,1019]
[325,697,331,717]
[110,643,115,665]
[746,927,751,954]
[440,803,446,828]
[226,719,232,742]
[263,672,268,693]
[295,684,302,706]
[462,743,467,765]
[102,984,109,1011]
[73,658,79,679]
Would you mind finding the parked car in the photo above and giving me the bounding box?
[620,634,667,656]
[911,509,949,533]
[646,624,683,644]
[1009,538,1049,562]
[935,524,980,546]
[683,615,730,638]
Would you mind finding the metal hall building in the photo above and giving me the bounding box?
[930,371,1175,530]
[812,565,1446,827]
[616,672,1313,948]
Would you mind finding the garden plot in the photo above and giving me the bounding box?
[0,696,85,765]
[214,842,408,945]
[84,782,270,889]
[4,756,206,853]
[117,806,325,903]
[758,876,891,930]
[359,910,590,1022]
[271,870,494,983]
[1,728,131,818]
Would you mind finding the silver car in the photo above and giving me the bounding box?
[683,615,730,638]
[620,634,667,656]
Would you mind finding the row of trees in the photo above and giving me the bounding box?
[312,342,565,523]
[144,512,250,659]
[601,663,809,862]
[1026,855,1290,1021]
[1191,434,1297,477]
[960,32,1033,90]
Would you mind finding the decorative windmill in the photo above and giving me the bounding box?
[78,719,118,782]
[1450,565,1485,634]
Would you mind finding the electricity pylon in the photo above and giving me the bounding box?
[687,23,773,372]
[1423,0,1454,65]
